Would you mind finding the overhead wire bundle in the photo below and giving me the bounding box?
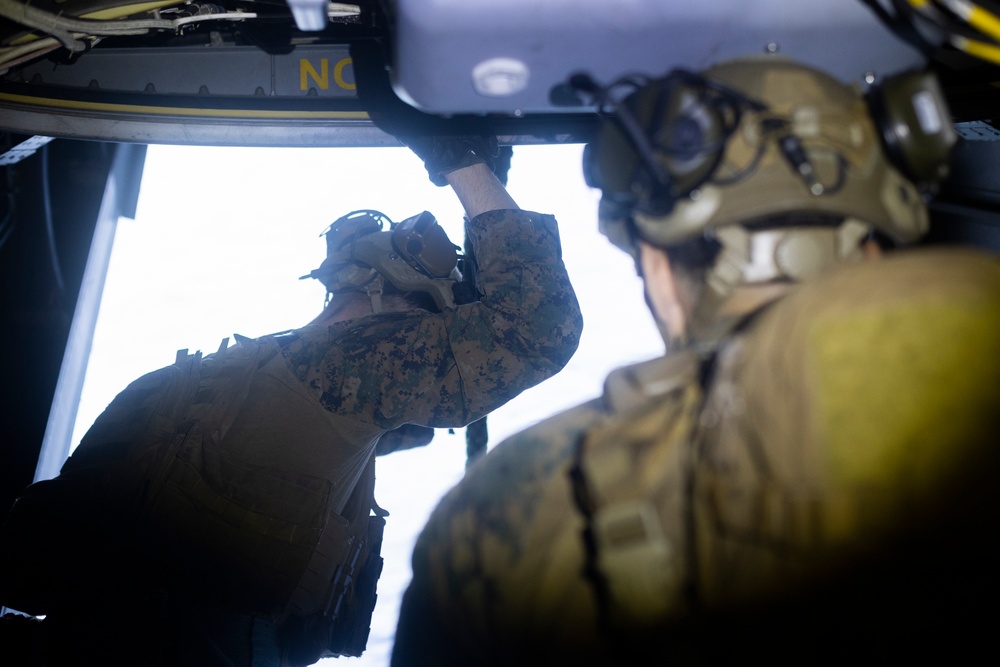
[0,2,361,75]
[895,0,1000,65]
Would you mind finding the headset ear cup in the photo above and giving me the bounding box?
[596,198,638,257]
[867,77,910,180]
[588,117,646,205]
[866,70,956,185]
[650,88,726,193]
[587,70,749,221]
[392,211,458,278]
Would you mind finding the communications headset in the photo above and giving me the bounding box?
[303,209,471,312]
[575,62,957,247]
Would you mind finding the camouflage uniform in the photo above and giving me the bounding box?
[392,247,1000,665]
[0,208,582,666]
[222,207,582,518]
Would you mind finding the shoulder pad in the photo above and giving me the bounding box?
[604,349,701,415]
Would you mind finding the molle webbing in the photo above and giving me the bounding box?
[135,339,340,615]
[324,453,387,658]
[570,351,704,638]
[3,335,382,633]
[103,338,367,620]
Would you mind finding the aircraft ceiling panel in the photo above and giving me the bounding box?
[391,0,926,114]
[2,0,993,146]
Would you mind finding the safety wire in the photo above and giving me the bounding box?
[0,0,263,50]
[0,0,262,72]
[0,34,99,74]
[1,1,363,76]
[902,0,1000,64]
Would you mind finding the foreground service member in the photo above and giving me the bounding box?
[392,58,1000,665]
[0,137,582,666]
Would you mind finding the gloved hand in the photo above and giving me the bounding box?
[403,135,512,186]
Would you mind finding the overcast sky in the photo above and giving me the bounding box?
[71,142,665,665]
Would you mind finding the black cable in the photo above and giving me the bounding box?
[977,0,1000,15]
[710,135,768,187]
[856,0,943,57]
[462,219,488,468]
[464,417,487,469]
[859,0,900,26]
[570,70,765,207]
[570,72,673,188]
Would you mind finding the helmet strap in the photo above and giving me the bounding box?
[689,218,871,346]
[365,277,384,314]
[709,219,870,292]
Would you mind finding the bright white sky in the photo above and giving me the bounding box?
[71,142,664,666]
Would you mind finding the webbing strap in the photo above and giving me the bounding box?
[570,354,705,639]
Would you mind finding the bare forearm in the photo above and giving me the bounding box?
[445,162,518,218]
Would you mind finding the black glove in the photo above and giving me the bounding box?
[493,144,513,186]
[403,135,509,186]
[375,424,435,456]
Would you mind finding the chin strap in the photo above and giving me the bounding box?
[364,278,384,314]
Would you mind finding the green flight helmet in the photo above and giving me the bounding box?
[304,209,464,312]
[587,56,956,254]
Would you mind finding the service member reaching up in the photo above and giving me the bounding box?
[0,136,582,667]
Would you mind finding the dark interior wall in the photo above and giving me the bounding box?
[0,137,135,515]
[928,138,1000,249]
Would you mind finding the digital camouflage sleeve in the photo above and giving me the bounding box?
[282,208,583,430]
[393,396,609,666]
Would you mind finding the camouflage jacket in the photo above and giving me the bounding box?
[287,208,581,427]
[248,207,582,511]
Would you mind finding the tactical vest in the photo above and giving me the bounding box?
[389,248,1000,667]
[570,248,1000,644]
[0,333,389,660]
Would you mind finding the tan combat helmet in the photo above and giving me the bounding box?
[585,56,957,286]
[303,209,465,312]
